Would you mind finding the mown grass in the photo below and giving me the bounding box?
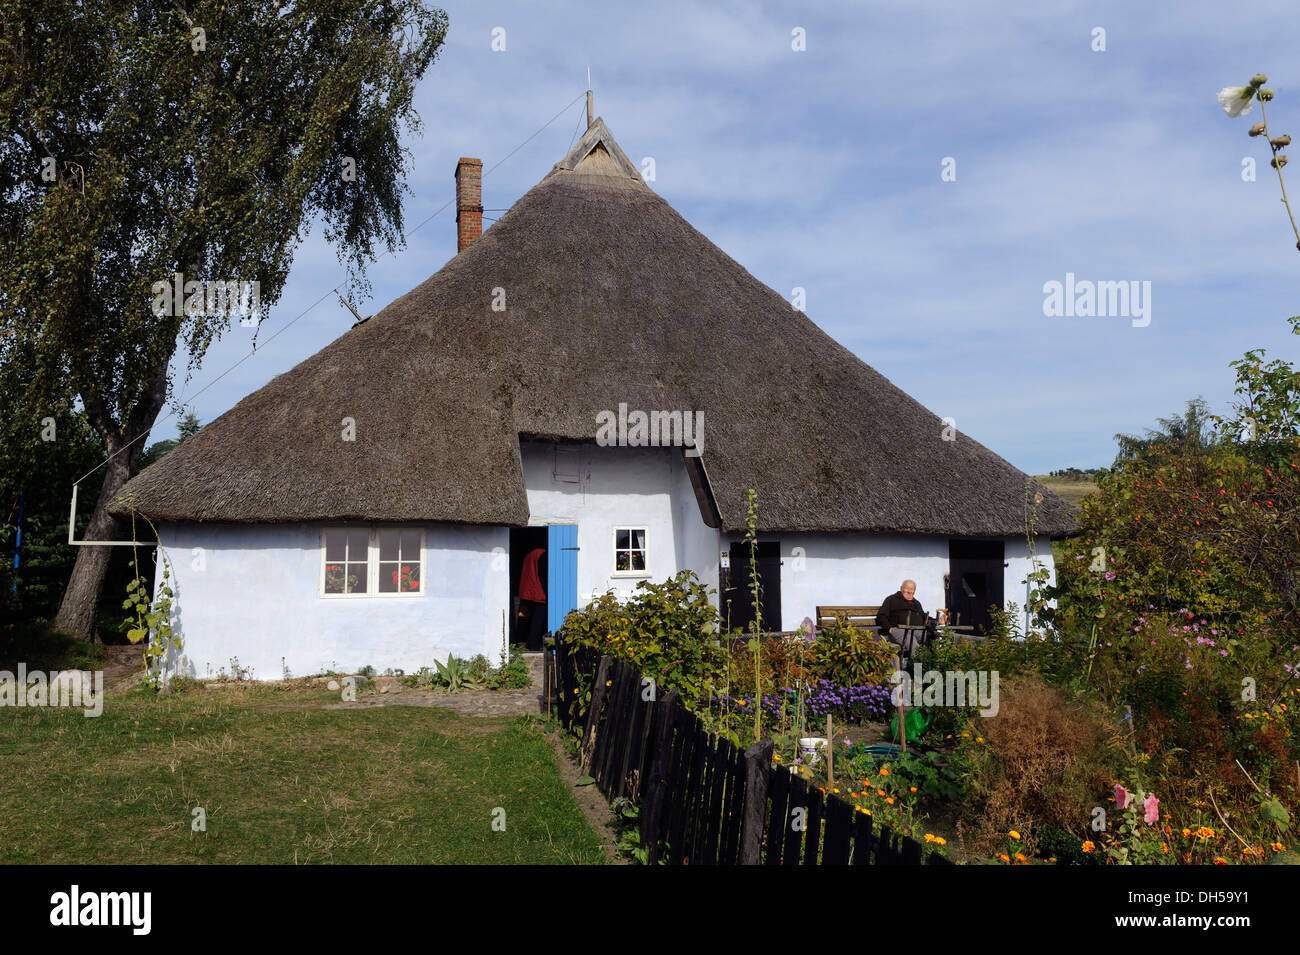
[0,683,605,865]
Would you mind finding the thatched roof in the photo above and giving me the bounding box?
[112,118,1077,537]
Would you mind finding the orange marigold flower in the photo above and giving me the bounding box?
[1081,841,1095,853]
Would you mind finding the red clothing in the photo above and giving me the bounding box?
[520,548,547,602]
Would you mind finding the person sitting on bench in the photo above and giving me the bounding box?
[877,580,927,649]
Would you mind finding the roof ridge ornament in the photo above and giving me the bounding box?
[548,115,645,184]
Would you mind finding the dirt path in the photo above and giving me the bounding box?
[101,643,146,689]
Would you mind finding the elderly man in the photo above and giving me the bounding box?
[877,580,927,649]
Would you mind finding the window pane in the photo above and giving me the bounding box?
[402,564,421,593]
[616,550,630,571]
[347,529,368,560]
[379,529,399,562]
[630,528,645,550]
[630,550,646,571]
[324,561,345,594]
[616,529,630,549]
[325,530,346,561]
[400,530,420,560]
[347,561,367,594]
[379,562,399,593]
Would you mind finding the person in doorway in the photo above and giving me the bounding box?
[876,579,926,650]
[518,546,547,651]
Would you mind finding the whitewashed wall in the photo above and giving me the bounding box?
[720,532,1057,632]
[153,522,509,679]
[1003,536,1058,633]
[520,442,719,606]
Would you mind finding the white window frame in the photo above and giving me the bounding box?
[320,526,426,598]
[611,525,649,578]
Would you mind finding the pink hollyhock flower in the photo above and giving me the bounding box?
[1143,793,1160,825]
[1115,784,1131,809]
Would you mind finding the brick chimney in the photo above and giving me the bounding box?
[455,157,483,252]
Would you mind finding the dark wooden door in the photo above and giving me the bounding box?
[946,540,1005,636]
[721,541,781,633]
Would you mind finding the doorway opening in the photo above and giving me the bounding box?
[720,540,782,633]
[509,526,549,650]
[946,539,1006,636]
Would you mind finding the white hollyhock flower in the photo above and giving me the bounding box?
[1218,86,1256,117]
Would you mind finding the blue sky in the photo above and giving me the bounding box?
[161,0,1300,475]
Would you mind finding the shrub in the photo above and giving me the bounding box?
[955,672,1123,858]
[808,618,896,686]
[557,571,724,705]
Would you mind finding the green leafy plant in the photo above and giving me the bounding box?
[119,509,180,691]
[610,796,652,864]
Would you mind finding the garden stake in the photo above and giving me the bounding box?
[897,651,908,755]
[826,714,834,789]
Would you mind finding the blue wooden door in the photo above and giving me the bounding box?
[547,524,578,632]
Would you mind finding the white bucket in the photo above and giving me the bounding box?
[798,737,828,766]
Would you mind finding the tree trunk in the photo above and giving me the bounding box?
[52,449,135,643]
[54,358,170,643]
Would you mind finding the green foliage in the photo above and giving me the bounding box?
[0,409,105,623]
[484,645,532,690]
[0,0,449,637]
[138,411,202,470]
[431,655,481,692]
[610,796,653,864]
[891,750,965,802]
[556,570,724,709]
[809,617,896,686]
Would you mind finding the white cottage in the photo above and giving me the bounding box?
[111,114,1075,680]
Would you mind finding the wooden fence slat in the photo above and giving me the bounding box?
[722,741,748,865]
[802,785,824,866]
[764,764,790,865]
[700,735,727,864]
[608,660,639,795]
[901,834,924,866]
[852,807,874,865]
[621,676,654,800]
[876,825,897,865]
[782,775,807,864]
[663,706,695,864]
[821,794,853,865]
[595,661,628,791]
[640,688,680,863]
[683,715,709,865]
[579,655,613,773]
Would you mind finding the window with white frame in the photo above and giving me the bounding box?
[613,526,647,574]
[322,527,424,597]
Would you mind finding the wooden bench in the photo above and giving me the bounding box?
[815,605,881,633]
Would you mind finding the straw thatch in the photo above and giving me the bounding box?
[111,118,1076,537]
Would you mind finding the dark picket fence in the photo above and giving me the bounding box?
[546,638,951,866]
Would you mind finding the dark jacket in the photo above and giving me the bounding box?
[877,592,926,634]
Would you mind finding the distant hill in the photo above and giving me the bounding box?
[1034,473,1100,508]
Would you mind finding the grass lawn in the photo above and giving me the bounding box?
[0,682,606,865]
